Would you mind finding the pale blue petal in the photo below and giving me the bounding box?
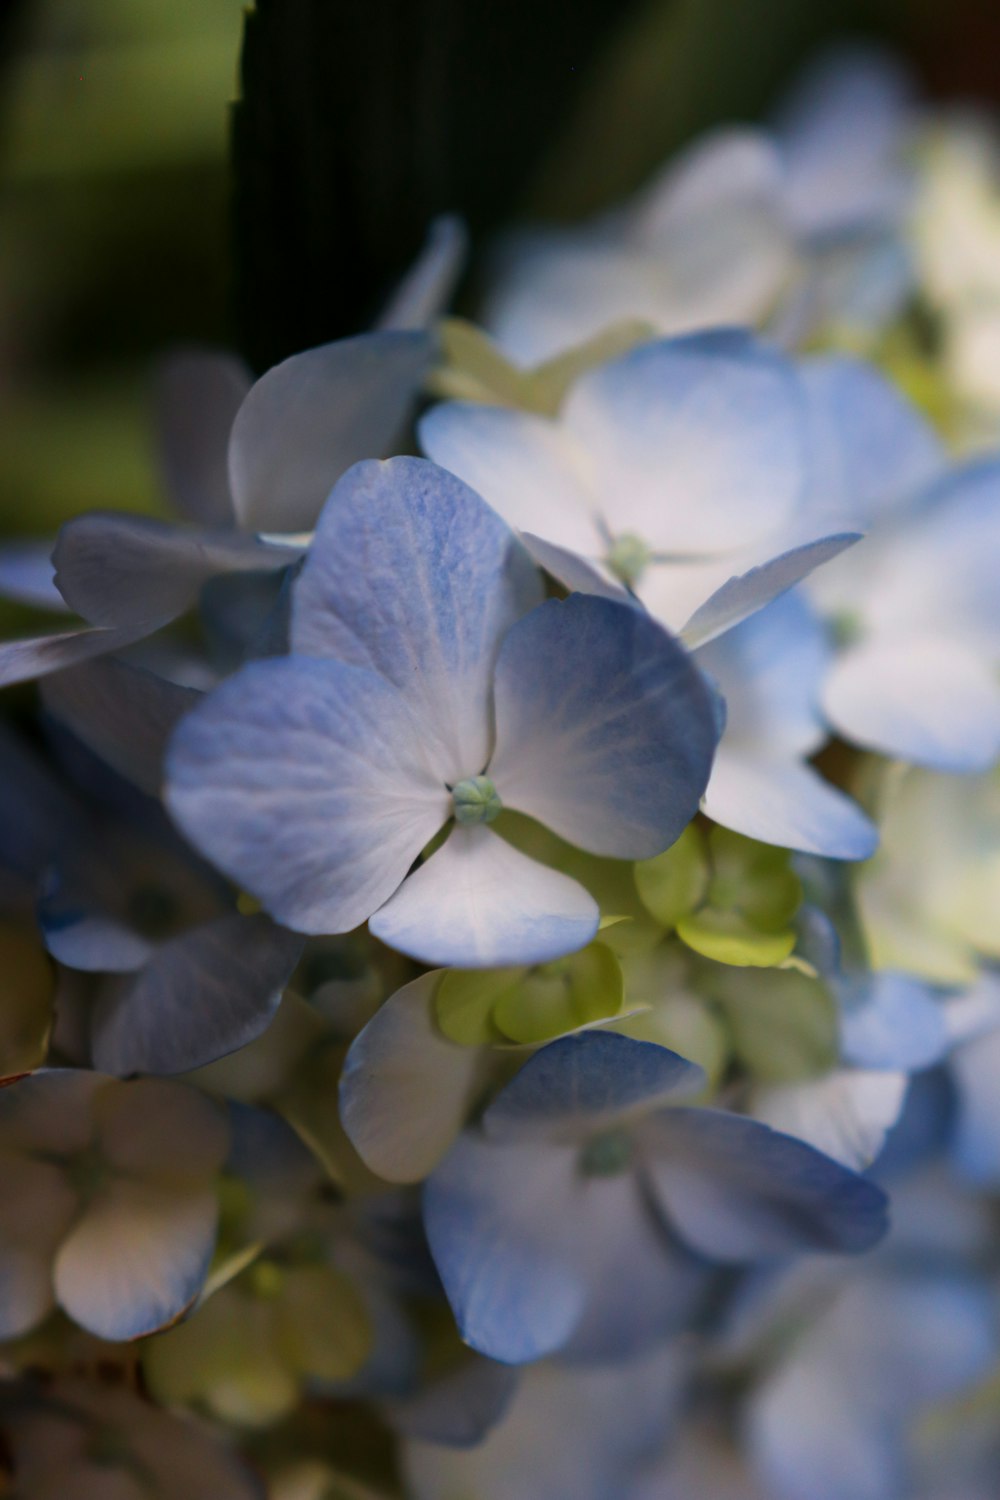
[166,656,449,935]
[822,635,1000,771]
[154,349,250,525]
[752,1071,908,1172]
[680,533,861,649]
[52,512,293,629]
[838,972,949,1071]
[376,215,467,330]
[228,331,433,533]
[561,331,806,553]
[423,1132,589,1362]
[292,456,542,782]
[695,591,831,757]
[489,594,718,859]
[483,1032,704,1143]
[91,913,303,1075]
[798,355,944,533]
[0,539,68,612]
[642,1107,889,1260]
[369,827,598,969]
[864,457,1000,654]
[418,402,599,554]
[701,753,877,860]
[41,658,200,797]
[340,971,496,1183]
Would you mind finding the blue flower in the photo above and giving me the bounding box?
[423,1030,889,1363]
[166,457,718,968]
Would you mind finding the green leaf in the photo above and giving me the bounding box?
[435,968,524,1046]
[707,967,839,1083]
[634,825,708,929]
[493,943,624,1044]
[677,908,796,968]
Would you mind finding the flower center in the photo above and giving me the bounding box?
[452,775,503,826]
[606,532,652,588]
[580,1128,633,1177]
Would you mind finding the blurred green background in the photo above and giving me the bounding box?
[1,0,998,551]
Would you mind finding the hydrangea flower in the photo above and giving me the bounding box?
[421,330,875,858]
[0,1069,228,1341]
[166,457,719,968]
[798,355,1000,771]
[423,1030,889,1363]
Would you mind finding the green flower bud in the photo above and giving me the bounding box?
[452,775,502,826]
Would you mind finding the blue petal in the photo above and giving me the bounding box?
[642,1107,889,1260]
[228,332,434,533]
[369,827,599,968]
[561,330,806,553]
[154,349,250,525]
[52,512,294,629]
[41,658,200,797]
[822,635,1000,772]
[701,754,878,860]
[752,1070,908,1172]
[292,456,542,784]
[489,594,718,859]
[799,355,944,532]
[425,1131,688,1365]
[423,1133,589,1362]
[388,1355,519,1448]
[166,655,449,935]
[483,1031,704,1143]
[91,913,303,1075]
[838,972,949,1071]
[0,539,68,613]
[680,533,861,649]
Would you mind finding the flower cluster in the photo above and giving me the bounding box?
[1,43,1000,1500]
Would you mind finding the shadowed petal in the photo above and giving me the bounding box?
[228,331,434,533]
[642,1107,889,1260]
[369,827,598,969]
[339,971,496,1183]
[53,512,294,629]
[0,540,68,612]
[482,1031,703,1144]
[166,656,449,935]
[0,623,151,690]
[53,1176,218,1340]
[489,594,718,859]
[42,658,200,797]
[91,913,303,1076]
